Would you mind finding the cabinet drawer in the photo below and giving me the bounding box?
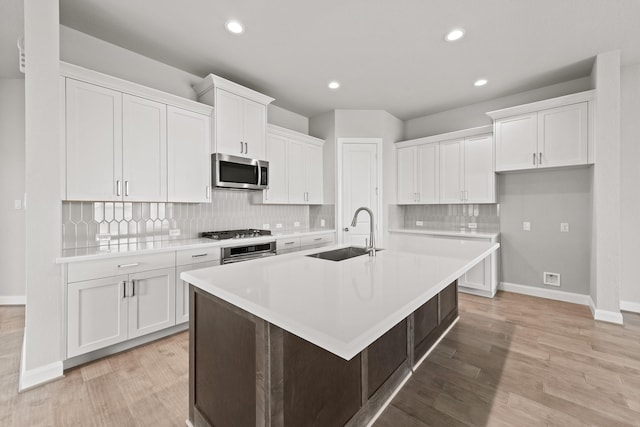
[68,252,175,283]
[276,237,301,252]
[301,233,335,248]
[176,247,221,266]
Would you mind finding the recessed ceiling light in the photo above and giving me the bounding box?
[474,79,488,87]
[226,20,244,34]
[328,81,340,90]
[445,28,465,42]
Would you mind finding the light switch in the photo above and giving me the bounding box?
[14,200,22,210]
[276,223,283,229]
[560,223,569,232]
[416,220,424,226]
[320,219,325,227]
[523,221,531,231]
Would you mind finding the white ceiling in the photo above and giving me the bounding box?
[0,0,24,79]
[6,1,640,120]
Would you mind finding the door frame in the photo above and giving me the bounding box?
[336,137,384,246]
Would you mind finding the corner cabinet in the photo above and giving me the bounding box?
[488,91,594,172]
[254,124,324,205]
[61,62,213,203]
[194,74,274,160]
[396,126,495,205]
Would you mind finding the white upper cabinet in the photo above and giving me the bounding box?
[488,91,594,172]
[122,94,167,202]
[396,146,417,204]
[264,133,289,203]
[494,113,538,171]
[395,126,495,205]
[65,79,123,201]
[439,139,464,204]
[256,125,324,205]
[194,74,274,160]
[167,106,212,203]
[464,134,495,203]
[538,103,588,168]
[61,63,214,203]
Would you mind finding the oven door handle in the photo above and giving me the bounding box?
[222,252,276,264]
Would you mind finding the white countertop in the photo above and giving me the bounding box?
[56,229,336,264]
[388,228,499,239]
[182,238,499,360]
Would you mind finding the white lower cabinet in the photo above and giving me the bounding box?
[67,267,175,358]
[175,261,220,324]
[67,275,128,358]
[127,268,176,339]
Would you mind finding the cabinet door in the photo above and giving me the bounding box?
[176,261,219,324]
[287,140,307,204]
[264,133,289,203]
[460,257,491,291]
[122,94,167,202]
[65,79,122,201]
[464,134,495,203]
[417,143,439,204]
[215,88,244,156]
[128,268,176,339]
[495,113,538,171]
[396,146,417,204]
[242,98,266,160]
[439,139,464,204]
[67,275,128,357]
[538,103,588,168]
[306,144,323,204]
[167,106,211,203]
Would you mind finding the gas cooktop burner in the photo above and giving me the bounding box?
[200,229,272,240]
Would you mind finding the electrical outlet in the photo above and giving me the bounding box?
[560,222,569,232]
[95,233,111,242]
[543,272,560,287]
[169,229,181,237]
[468,222,478,229]
[523,221,531,231]
[294,221,300,227]
[276,223,283,229]
[320,219,325,227]
[416,220,424,226]
[263,223,270,230]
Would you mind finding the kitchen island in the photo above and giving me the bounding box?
[181,238,499,427]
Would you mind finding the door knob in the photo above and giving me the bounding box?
[343,227,349,232]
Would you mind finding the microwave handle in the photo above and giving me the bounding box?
[257,160,262,186]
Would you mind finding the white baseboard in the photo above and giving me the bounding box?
[498,282,591,305]
[620,300,640,314]
[19,336,64,391]
[588,296,624,324]
[0,295,26,305]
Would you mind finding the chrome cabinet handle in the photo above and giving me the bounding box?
[245,142,248,154]
[240,141,244,153]
[124,181,130,197]
[539,152,543,165]
[122,281,127,299]
[284,241,295,245]
[116,180,121,196]
[314,237,323,241]
[117,262,139,268]
[533,153,536,165]
[130,279,135,297]
[191,253,208,258]
[460,190,464,201]
[206,186,211,199]
[464,190,468,201]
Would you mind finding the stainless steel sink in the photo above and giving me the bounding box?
[306,246,381,262]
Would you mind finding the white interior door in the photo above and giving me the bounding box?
[341,142,378,246]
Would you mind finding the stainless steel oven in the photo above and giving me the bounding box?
[212,153,269,190]
[221,241,277,264]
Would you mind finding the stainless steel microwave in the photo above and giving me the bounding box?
[212,153,269,190]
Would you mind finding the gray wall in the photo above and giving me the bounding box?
[0,78,25,299]
[620,63,640,306]
[499,168,592,295]
[404,77,593,139]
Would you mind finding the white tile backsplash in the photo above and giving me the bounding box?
[62,189,334,249]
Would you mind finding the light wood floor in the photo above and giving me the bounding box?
[1,292,640,426]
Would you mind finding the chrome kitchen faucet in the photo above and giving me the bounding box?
[351,207,376,257]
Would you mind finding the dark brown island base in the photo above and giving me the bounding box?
[188,281,458,427]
